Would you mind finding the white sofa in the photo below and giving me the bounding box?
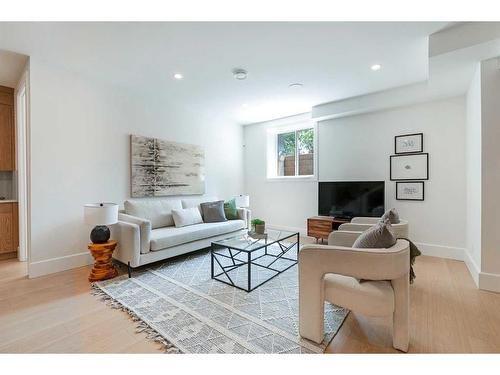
[112,196,251,273]
[299,230,410,352]
[338,217,409,238]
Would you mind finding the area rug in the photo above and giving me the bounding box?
[92,245,349,354]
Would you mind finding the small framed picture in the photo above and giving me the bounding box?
[396,181,425,201]
[390,153,429,181]
[395,133,423,154]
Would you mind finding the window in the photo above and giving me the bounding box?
[272,126,315,178]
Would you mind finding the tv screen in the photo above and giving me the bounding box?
[318,181,385,219]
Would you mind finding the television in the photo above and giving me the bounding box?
[318,181,385,219]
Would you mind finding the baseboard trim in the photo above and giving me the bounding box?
[29,251,93,278]
[463,250,480,287]
[414,242,465,261]
[267,224,308,237]
[478,271,500,293]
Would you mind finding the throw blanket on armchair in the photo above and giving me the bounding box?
[400,238,421,284]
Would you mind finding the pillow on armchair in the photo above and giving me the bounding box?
[352,219,397,249]
[381,208,400,224]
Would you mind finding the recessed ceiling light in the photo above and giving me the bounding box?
[289,83,303,89]
[242,103,249,108]
[233,68,248,80]
[371,64,381,71]
[173,73,184,80]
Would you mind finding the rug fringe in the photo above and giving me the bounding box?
[91,283,180,353]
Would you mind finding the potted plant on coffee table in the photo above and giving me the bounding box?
[251,218,266,234]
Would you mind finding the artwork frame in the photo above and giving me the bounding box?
[394,133,423,154]
[130,135,205,197]
[390,153,429,181]
[396,181,425,201]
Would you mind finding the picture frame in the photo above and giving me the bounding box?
[394,133,423,154]
[390,153,429,181]
[396,181,425,201]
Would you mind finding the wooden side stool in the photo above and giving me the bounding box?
[87,240,118,282]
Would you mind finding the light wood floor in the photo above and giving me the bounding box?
[1,250,500,353]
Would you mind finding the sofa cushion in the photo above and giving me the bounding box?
[124,199,182,229]
[352,220,396,249]
[150,220,245,251]
[181,196,218,218]
[200,200,227,223]
[172,207,203,228]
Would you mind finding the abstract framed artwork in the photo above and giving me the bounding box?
[396,181,424,201]
[394,133,423,154]
[390,153,429,181]
[130,135,205,197]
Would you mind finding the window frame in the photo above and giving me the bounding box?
[266,121,318,181]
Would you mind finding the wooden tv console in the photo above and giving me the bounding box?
[307,216,351,243]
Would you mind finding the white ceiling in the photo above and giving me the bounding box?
[0,22,449,123]
[0,49,27,88]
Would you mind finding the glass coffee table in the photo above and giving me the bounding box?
[211,229,300,292]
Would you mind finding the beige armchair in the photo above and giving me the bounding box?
[339,217,409,238]
[299,231,410,352]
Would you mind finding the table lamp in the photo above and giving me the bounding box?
[84,203,119,244]
[235,194,250,208]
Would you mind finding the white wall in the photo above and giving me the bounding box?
[243,114,316,233]
[244,97,467,259]
[28,58,244,277]
[463,57,500,292]
[465,64,482,277]
[479,57,500,279]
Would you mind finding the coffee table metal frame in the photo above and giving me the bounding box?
[210,231,299,292]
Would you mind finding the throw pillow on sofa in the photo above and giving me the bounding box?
[171,207,203,228]
[223,199,238,220]
[352,219,397,249]
[200,200,227,223]
[381,208,400,224]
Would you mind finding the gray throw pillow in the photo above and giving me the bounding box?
[200,200,227,223]
[352,220,397,249]
[381,208,400,224]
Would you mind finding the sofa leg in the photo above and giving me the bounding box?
[127,262,132,278]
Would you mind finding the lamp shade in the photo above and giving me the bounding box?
[84,203,119,226]
[235,194,250,208]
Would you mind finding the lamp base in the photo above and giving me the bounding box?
[90,225,110,244]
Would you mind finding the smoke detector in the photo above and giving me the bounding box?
[233,68,248,80]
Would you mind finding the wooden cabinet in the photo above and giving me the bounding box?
[0,85,15,171]
[307,216,350,243]
[0,203,18,259]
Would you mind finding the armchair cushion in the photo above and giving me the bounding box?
[324,274,394,317]
[381,208,400,224]
[352,220,396,249]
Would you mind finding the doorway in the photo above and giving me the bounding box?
[0,49,29,280]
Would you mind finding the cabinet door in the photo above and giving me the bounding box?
[0,103,14,171]
[0,204,14,254]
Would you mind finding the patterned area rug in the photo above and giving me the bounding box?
[93,245,349,354]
